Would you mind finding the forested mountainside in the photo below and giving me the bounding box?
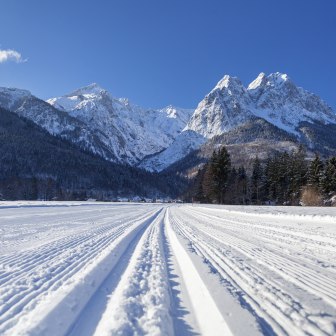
[0,107,185,200]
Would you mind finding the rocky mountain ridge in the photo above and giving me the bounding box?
[0,72,335,174]
[142,72,336,171]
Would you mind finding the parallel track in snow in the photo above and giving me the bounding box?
[169,206,336,336]
[0,203,335,335]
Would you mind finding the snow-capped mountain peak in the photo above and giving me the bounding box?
[185,74,252,137]
[248,72,290,91]
[246,72,336,133]
[1,72,335,174]
[47,87,194,165]
[213,75,245,95]
[68,83,106,97]
[247,72,267,90]
[267,72,290,85]
[0,87,32,110]
[186,72,336,140]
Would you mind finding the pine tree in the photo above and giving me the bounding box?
[225,167,238,204]
[237,166,248,204]
[289,146,307,203]
[210,147,231,204]
[308,154,324,190]
[321,157,336,195]
[202,163,216,202]
[192,166,207,202]
[251,156,264,204]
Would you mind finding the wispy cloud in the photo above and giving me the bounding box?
[0,49,26,63]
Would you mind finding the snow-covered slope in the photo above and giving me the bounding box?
[47,84,193,165]
[185,75,254,137]
[139,130,206,172]
[1,203,336,335]
[1,72,335,173]
[186,72,336,138]
[248,72,336,134]
[0,87,118,161]
[148,72,336,172]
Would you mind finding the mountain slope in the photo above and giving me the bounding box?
[0,87,119,162]
[0,107,182,199]
[185,75,254,137]
[247,72,336,134]
[186,72,336,138]
[47,84,193,165]
[1,72,335,175]
[139,130,206,172]
[146,72,336,172]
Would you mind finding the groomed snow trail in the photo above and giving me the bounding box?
[168,205,336,336]
[0,203,335,335]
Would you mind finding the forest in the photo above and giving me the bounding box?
[0,107,185,200]
[1,106,336,205]
[187,146,336,206]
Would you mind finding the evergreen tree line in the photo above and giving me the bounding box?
[0,107,186,200]
[188,146,336,206]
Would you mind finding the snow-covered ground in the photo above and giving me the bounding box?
[0,203,335,335]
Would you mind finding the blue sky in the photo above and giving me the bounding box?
[0,0,335,109]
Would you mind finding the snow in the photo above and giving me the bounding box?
[166,209,233,336]
[186,72,336,140]
[0,87,32,109]
[139,130,206,172]
[2,72,336,172]
[1,202,335,335]
[247,72,268,90]
[47,85,194,165]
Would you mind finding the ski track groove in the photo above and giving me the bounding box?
[185,210,336,301]
[92,208,173,336]
[169,206,336,336]
[0,203,335,336]
[0,206,161,334]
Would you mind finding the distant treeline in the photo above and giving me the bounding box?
[186,146,336,206]
[0,107,185,200]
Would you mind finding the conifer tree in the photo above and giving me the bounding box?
[321,157,336,195]
[212,147,231,204]
[251,156,264,204]
[203,147,231,204]
[237,166,248,204]
[202,163,216,202]
[289,146,307,203]
[308,154,324,190]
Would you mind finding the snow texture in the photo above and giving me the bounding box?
[47,85,193,165]
[1,202,335,335]
[186,72,336,138]
[1,72,336,172]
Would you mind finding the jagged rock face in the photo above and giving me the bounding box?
[147,72,336,171]
[0,72,335,173]
[48,84,193,165]
[186,76,253,137]
[186,72,336,138]
[0,87,119,161]
[248,73,336,134]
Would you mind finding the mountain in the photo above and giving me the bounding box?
[0,87,119,162]
[47,84,193,165]
[186,72,336,137]
[247,72,336,134]
[186,75,253,137]
[0,106,184,200]
[0,73,335,176]
[139,130,206,172]
[146,72,336,172]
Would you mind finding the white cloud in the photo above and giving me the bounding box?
[0,49,26,63]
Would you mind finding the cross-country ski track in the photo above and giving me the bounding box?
[0,202,335,335]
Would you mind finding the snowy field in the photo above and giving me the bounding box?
[0,202,335,335]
